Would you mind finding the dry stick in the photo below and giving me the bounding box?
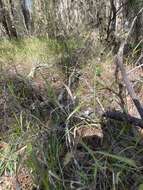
[116,43,143,119]
[116,7,143,119]
[127,53,143,74]
[126,7,143,42]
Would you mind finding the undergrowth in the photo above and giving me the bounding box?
[0,37,143,190]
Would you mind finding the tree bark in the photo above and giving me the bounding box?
[0,0,18,38]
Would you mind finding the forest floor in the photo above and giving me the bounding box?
[0,37,143,190]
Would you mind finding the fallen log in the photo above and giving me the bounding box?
[103,110,143,128]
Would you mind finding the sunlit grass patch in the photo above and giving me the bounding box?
[0,36,82,63]
[0,37,52,68]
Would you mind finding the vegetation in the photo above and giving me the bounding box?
[0,0,143,190]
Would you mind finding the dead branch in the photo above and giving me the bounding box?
[103,110,143,128]
[115,7,143,119]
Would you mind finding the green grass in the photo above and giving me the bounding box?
[0,36,143,190]
[0,37,82,66]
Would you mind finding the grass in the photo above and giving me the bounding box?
[0,37,82,63]
[0,36,143,190]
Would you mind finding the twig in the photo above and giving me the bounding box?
[96,97,105,112]
[127,54,143,74]
[27,64,53,79]
[126,7,143,42]
[27,54,62,79]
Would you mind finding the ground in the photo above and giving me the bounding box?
[0,37,143,190]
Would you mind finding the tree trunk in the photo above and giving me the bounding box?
[0,0,18,38]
